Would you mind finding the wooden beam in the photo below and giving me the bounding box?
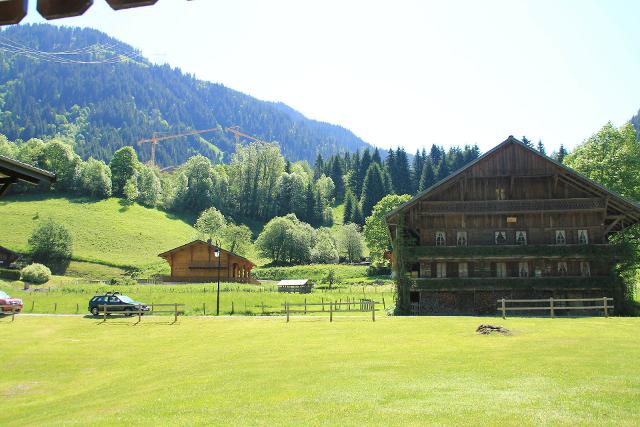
[604,217,622,234]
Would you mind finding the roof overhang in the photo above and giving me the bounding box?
[0,155,56,197]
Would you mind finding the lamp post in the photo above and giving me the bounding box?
[214,241,221,316]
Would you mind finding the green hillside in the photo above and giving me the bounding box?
[0,195,196,271]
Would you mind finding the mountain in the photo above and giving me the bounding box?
[0,24,372,166]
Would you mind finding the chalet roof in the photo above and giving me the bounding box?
[0,245,19,257]
[0,155,56,185]
[386,135,640,225]
[157,239,256,267]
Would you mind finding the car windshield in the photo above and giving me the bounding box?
[118,295,135,303]
[0,291,8,298]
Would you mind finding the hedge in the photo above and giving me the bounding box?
[0,268,21,281]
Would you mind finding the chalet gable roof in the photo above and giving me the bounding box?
[386,136,640,225]
[158,239,256,267]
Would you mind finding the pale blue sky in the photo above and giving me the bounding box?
[22,0,640,153]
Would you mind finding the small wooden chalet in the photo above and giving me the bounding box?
[386,136,640,315]
[158,240,256,283]
[277,279,314,294]
[0,155,56,198]
[0,245,19,268]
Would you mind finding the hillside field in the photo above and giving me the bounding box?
[1,316,639,426]
[0,194,197,272]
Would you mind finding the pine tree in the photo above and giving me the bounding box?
[343,189,355,224]
[412,149,424,194]
[313,153,324,180]
[372,147,382,165]
[435,159,450,183]
[393,147,412,195]
[356,149,372,197]
[304,180,316,225]
[537,140,546,155]
[556,144,568,163]
[329,157,345,203]
[430,144,443,165]
[521,136,534,148]
[351,201,364,226]
[360,163,387,219]
[418,158,436,192]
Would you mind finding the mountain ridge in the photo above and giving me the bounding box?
[0,24,373,166]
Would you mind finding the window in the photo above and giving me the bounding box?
[518,262,529,278]
[555,230,566,245]
[578,229,589,245]
[495,231,507,245]
[456,231,468,246]
[458,262,468,278]
[557,262,568,276]
[496,262,507,278]
[435,232,446,246]
[436,262,447,278]
[580,261,591,277]
[515,231,527,245]
[496,188,506,200]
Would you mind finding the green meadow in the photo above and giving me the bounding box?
[1,315,638,426]
[0,278,394,316]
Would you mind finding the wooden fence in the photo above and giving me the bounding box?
[498,297,613,319]
[97,303,185,324]
[282,298,381,322]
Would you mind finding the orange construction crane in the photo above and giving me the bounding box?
[138,127,221,166]
[224,126,267,145]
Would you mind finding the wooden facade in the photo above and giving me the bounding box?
[0,154,55,198]
[386,136,640,315]
[0,245,19,268]
[158,240,257,283]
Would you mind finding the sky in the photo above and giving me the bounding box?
[20,0,640,153]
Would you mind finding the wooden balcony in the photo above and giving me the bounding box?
[419,198,604,215]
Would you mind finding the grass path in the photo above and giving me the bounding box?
[1,316,639,426]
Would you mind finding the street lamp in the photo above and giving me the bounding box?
[214,241,221,316]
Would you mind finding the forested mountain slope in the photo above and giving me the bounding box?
[0,24,371,166]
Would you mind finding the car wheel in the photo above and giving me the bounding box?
[91,307,100,316]
[124,307,134,317]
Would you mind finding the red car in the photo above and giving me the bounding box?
[0,290,23,314]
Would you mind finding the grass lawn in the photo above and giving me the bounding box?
[0,194,197,271]
[0,316,638,426]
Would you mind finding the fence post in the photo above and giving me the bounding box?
[138,306,142,323]
[382,297,386,310]
[231,301,234,315]
[174,303,178,323]
[54,302,57,313]
[202,302,206,316]
[322,298,324,312]
[501,298,506,319]
[103,304,107,322]
[76,303,79,314]
[550,297,554,318]
[603,297,608,317]
[372,301,375,322]
[286,302,290,323]
[12,306,15,322]
[329,301,333,322]
[31,301,34,312]
[304,298,307,314]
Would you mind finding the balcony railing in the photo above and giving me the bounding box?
[405,244,631,260]
[419,198,604,214]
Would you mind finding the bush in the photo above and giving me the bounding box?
[0,268,21,281]
[28,219,73,264]
[108,276,137,286]
[20,263,52,284]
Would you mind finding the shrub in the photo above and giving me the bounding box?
[20,263,52,284]
[108,276,137,286]
[0,268,21,281]
[28,219,73,264]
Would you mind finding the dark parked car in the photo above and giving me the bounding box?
[88,292,150,316]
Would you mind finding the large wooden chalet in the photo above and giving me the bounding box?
[386,136,640,315]
[158,240,256,283]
